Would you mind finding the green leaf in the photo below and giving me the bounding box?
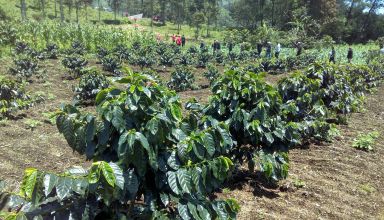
[177,169,191,194]
[212,202,228,220]
[170,103,182,121]
[88,165,101,184]
[56,177,73,200]
[177,203,191,220]
[95,89,108,105]
[167,171,179,195]
[125,169,139,195]
[136,132,158,170]
[112,106,125,132]
[72,178,88,196]
[20,168,38,199]
[43,174,58,197]
[109,162,124,190]
[147,118,159,135]
[100,162,116,187]
[187,202,202,220]
[197,204,211,220]
[160,193,170,207]
[204,133,216,157]
[67,166,88,176]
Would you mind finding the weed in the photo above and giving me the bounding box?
[352,131,379,151]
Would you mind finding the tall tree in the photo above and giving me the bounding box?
[60,0,65,22]
[20,0,27,21]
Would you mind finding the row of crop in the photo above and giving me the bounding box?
[1,55,382,219]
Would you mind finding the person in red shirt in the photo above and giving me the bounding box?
[176,36,182,46]
[171,34,176,43]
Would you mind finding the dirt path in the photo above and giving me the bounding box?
[222,85,384,219]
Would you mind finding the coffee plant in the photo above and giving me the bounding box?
[44,43,59,59]
[0,76,41,118]
[9,55,39,81]
[73,68,110,105]
[203,64,220,85]
[195,70,300,181]
[62,55,88,78]
[167,67,196,92]
[96,46,109,60]
[66,40,86,55]
[0,72,240,219]
[101,55,122,74]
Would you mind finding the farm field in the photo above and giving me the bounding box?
[1,1,384,219]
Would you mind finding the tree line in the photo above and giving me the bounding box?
[15,0,384,43]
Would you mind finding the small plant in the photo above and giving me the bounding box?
[24,119,42,130]
[62,55,88,78]
[101,55,121,74]
[66,40,86,55]
[9,55,39,81]
[113,44,130,60]
[0,77,36,118]
[73,68,109,104]
[167,67,196,92]
[96,46,109,60]
[196,52,210,68]
[352,131,379,151]
[44,43,59,59]
[159,49,175,66]
[203,64,220,85]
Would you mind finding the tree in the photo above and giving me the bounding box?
[109,0,122,21]
[60,0,65,22]
[205,0,219,37]
[20,0,27,21]
[192,11,205,39]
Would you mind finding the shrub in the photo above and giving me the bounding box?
[203,64,220,85]
[0,72,240,219]
[0,77,40,118]
[352,131,379,151]
[73,68,110,104]
[66,40,86,55]
[167,67,196,92]
[62,55,88,78]
[101,55,121,74]
[44,43,59,59]
[9,56,39,81]
[197,70,300,181]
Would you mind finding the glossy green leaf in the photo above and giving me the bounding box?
[100,162,116,187]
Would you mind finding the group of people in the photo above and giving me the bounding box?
[171,34,186,47]
[256,41,282,59]
[167,34,366,64]
[329,46,354,64]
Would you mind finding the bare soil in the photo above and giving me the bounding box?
[1,57,383,219]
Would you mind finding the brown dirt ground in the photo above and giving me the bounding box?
[1,56,383,219]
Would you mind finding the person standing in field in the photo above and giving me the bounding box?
[380,44,384,54]
[200,41,205,49]
[347,47,353,63]
[329,46,336,64]
[228,41,233,52]
[216,41,221,51]
[212,40,218,52]
[275,43,281,58]
[257,41,263,56]
[295,42,303,56]
[171,34,176,43]
[181,35,186,47]
[266,42,272,59]
[176,35,182,46]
